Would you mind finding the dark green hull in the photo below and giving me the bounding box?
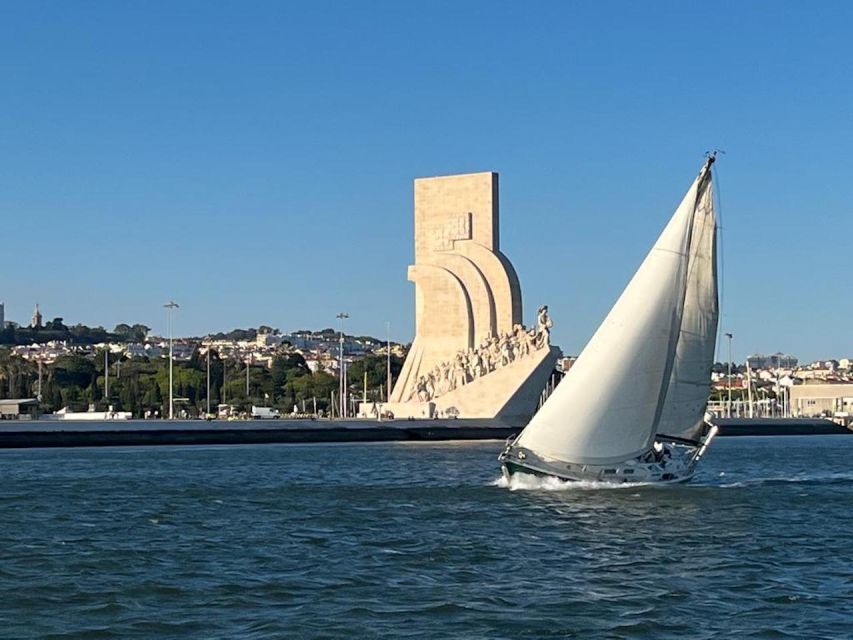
[501,459,576,481]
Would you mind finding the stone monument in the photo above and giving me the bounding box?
[382,171,560,424]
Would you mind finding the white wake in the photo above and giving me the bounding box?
[492,473,651,492]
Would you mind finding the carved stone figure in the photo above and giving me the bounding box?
[514,324,530,358]
[426,371,436,399]
[536,305,553,348]
[415,376,429,402]
[452,354,466,389]
[500,333,513,366]
[473,350,485,378]
[490,337,501,370]
[404,318,550,401]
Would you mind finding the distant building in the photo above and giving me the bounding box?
[256,332,283,347]
[790,382,853,418]
[557,356,577,373]
[746,352,798,370]
[0,301,4,328]
[30,303,42,329]
[0,398,39,420]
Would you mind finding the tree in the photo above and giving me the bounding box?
[114,323,132,336]
[46,317,66,331]
[130,324,150,342]
[53,355,96,389]
[348,354,404,399]
[89,372,102,403]
[283,370,337,412]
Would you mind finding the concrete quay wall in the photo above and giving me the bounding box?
[0,417,847,449]
[0,419,519,449]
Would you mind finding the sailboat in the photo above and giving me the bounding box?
[500,154,721,484]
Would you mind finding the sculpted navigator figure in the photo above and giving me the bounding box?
[536,305,553,348]
[403,312,555,402]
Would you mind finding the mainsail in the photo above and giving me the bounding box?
[515,162,715,465]
[656,179,718,441]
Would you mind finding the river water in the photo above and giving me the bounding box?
[1,436,851,639]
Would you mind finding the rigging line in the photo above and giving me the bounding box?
[714,160,725,362]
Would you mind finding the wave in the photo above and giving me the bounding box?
[491,473,652,492]
[717,470,853,488]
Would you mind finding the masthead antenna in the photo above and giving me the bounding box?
[704,149,725,167]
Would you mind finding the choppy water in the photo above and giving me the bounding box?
[2,436,852,639]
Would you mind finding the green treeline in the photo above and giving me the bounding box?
[0,348,404,418]
[0,319,153,346]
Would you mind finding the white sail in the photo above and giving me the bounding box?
[516,165,713,465]
[656,181,718,440]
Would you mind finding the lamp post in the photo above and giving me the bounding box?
[725,332,733,418]
[206,343,211,416]
[246,353,251,397]
[37,357,43,403]
[164,301,179,419]
[336,312,349,419]
[386,321,392,403]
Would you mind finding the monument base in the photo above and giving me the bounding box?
[359,401,436,420]
[369,346,560,424]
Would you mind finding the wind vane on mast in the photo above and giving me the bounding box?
[704,149,726,166]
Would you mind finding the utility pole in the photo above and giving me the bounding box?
[164,301,179,419]
[336,312,349,419]
[37,359,43,402]
[386,321,392,403]
[746,362,754,418]
[222,357,227,405]
[725,332,733,418]
[246,354,251,397]
[206,346,211,416]
[104,348,109,401]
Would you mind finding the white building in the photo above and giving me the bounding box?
[747,352,798,370]
[256,332,283,347]
[790,382,853,418]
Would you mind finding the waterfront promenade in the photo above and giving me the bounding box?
[0,417,848,449]
[0,419,517,448]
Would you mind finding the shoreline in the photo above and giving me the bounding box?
[0,417,848,449]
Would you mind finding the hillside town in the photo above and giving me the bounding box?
[2,303,405,369]
[0,302,406,420]
[2,302,853,422]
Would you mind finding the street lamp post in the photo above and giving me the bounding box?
[336,312,349,419]
[37,358,43,403]
[386,321,392,403]
[206,344,211,416]
[164,301,179,419]
[725,332,733,418]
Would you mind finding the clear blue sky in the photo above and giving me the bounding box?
[2,1,851,361]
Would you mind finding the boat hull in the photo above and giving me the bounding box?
[499,427,718,485]
[500,457,695,485]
